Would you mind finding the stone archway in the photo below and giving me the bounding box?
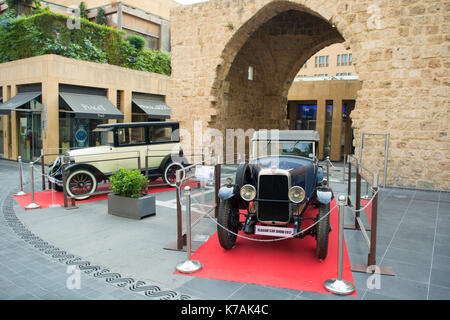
[210,3,346,138]
[169,0,449,190]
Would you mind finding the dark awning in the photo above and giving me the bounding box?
[132,95,170,119]
[59,92,123,120]
[0,91,41,115]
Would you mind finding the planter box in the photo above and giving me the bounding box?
[108,193,156,220]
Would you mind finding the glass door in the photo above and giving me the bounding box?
[0,116,4,158]
[17,106,42,162]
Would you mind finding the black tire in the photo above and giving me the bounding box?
[66,169,97,200]
[315,202,331,260]
[217,199,239,250]
[163,162,184,187]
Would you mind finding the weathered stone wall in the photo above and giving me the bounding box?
[169,0,449,190]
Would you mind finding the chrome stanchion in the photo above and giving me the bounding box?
[361,180,370,200]
[25,162,41,210]
[326,156,330,184]
[176,186,202,273]
[15,156,27,196]
[324,195,355,295]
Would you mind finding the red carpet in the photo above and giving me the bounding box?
[13,184,176,210]
[176,198,357,296]
[361,199,372,225]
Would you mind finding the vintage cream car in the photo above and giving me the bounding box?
[48,122,186,200]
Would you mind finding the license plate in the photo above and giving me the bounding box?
[255,225,294,237]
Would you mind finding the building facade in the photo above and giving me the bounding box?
[0,54,171,162]
[0,0,181,52]
[169,0,449,190]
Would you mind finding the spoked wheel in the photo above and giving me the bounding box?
[315,202,331,260]
[66,170,97,200]
[163,162,184,187]
[217,199,239,250]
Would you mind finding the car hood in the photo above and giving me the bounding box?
[250,156,316,199]
[66,146,114,157]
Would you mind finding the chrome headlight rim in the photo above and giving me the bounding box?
[288,186,306,204]
[240,184,256,201]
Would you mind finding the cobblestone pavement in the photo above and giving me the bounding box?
[0,160,192,300]
[1,159,449,300]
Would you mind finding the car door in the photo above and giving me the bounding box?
[112,126,148,172]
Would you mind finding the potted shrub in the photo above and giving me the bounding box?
[107,168,156,220]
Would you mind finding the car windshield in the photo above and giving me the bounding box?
[253,141,314,159]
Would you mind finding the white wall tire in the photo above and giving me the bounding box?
[66,170,97,200]
[163,162,184,187]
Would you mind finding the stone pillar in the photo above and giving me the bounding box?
[316,99,326,160]
[41,81,59,163]
[9,85,18,160]
[107,88,118,125]
[123,90,132,123]
[330,99,343,161]
[1,86,8,158]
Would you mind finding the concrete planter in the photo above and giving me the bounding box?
[108,193,156,220]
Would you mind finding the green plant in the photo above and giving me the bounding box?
[0,12,172,75]
[6,0,40,16]
[127,34,146,51]
[78,2,88,19]
[110,168,148,199]
[95,6,107,25]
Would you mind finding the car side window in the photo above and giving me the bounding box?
[149,126,173,143]
[117,127,147,146]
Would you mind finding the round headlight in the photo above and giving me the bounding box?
[288,186,305,203]
[240,184,256,201]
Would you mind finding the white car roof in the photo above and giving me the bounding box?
[252,130,320,142]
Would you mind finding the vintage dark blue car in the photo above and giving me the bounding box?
[217,130,333,260]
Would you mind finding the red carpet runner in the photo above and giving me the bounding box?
[360,199,372,225]
[13,184,176,209]
[176,198,357,296]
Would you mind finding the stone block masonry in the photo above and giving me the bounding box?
[168,0,449,190]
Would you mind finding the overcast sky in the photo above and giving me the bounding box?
[177,0,209,5]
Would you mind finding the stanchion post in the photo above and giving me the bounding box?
[355,159,361,229]
[326,156,330,184]
[324,195,355,295]
[214,156,221,219]
[347,155,351,206]
[61,156,68,208]
[368,174,379,266]
[25,162,41,209]
[41,149,46,191]
[383,134,390,188]
[342,154,346,182]
[176,170,184,250]
[176,186,202,273]
[15,156,27,196]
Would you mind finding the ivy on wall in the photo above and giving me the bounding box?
[0,10,171,76]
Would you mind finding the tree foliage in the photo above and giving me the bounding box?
[95,6,107,25]
[0,11,171,75]
[78,2,88,19]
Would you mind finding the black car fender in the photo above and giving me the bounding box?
[159,153,188,172]
[65,163,106,182]
[316,187,333,205]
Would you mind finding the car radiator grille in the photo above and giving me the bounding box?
[257,175,290,223]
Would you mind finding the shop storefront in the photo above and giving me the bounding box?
[0,87,3,158]
[58,85,124,152]
[0,84,43,162]
[131,93,171,123]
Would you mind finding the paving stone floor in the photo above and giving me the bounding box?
[0,159,449,300]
